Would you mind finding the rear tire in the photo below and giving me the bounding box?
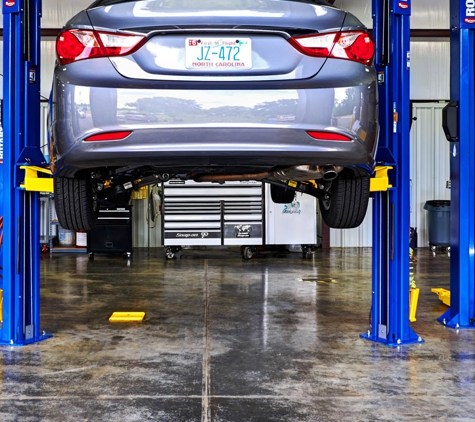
[270,184,295,204]
[54,176,97,231]
[319,168,370,229]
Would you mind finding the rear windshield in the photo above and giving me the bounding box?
[89,0,330,8]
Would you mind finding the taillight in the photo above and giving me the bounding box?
[56,30,146,65]
[290,31,375,65]
[307,131,352,141]
[84,131,132,142]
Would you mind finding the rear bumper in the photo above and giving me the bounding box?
[54,127,375,174]
[51,61,378,175]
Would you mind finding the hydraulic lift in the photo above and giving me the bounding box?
[0,0,472,346]
[0,0,51,345]
[438,0,475,329]
[360,0,423,346]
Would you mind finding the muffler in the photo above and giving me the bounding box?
[192,165,343,183]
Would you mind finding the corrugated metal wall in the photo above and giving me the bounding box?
[411,40,450,100]
[335,0,449,29]
[41,0,92,28]
[410,103,451,249]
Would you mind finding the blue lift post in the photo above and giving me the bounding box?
[438,1,475,329]
[0,0,50,345]
[361,0,422,346]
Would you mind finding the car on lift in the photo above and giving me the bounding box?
[50,0,378,231]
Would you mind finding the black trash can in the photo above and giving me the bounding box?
[423,200,450,248]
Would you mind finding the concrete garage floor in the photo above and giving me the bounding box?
[1,247,474,421]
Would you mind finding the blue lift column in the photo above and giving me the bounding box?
[361,0,422,346]
[0,0,50,345]
[438,1,475,329]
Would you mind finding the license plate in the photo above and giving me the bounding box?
[185,38,252,70]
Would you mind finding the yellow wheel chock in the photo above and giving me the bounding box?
[109,312,146,322]
[431,288,450,307]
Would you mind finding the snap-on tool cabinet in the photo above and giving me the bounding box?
[162,180,319,259]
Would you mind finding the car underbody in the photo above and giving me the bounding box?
[54,162,370,232]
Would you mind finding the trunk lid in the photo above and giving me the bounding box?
[86,0,347,80]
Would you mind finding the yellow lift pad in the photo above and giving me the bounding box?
[19,165,54,193]
[109,312,145,322]
[370,165,393,192]
[431,288,450,307]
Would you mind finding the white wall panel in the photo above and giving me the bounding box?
[410,102,450,248]
[42,0,92,28]
[40,39,57,100]
[333,0,372,27]
[0,0,90,29]
[410,40,450,100]
[335,0,449,29]
[411,0,450,29]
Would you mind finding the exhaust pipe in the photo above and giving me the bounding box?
[271,165,343,181]
[320,166,339,181]
[192,165,343,183]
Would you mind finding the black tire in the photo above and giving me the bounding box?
[270,184,296,204]
[319,168,370,229]
[54,176,97,231]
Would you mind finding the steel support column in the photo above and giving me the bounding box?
[438,1,475,329]
[361,0,422,346]
[0,0,50,345]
